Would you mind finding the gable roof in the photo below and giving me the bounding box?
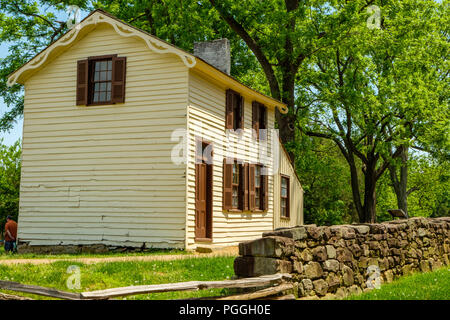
[7,9,287,114]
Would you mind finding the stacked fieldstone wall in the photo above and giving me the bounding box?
[234,217,450,299]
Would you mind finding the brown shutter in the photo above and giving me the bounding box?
[76,59,89,105]
[239,96,244,129]
[286,177,290,217]
[249,164,256,211]
[195,163,207,238]
[243,163,249,211]
[225,89,234,129]
[111,56,126,103]
[252,101,260,140]
[223,158,233,210]
[262,169,269,211]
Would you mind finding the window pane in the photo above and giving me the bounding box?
[94,83,100,92]
[107,82,111,92]
[94,72,99,81]
[93,93,99,102]
[100,71,107,81]
[281,177,287,189]
[95,62,100,71]
[233,163,239,184]
[255,166,261,188]
[232,186,239,208]
[100,92,106,101]
[106,92,111,101]
[107,60,112,70]
[100,61,107,71]
[107,70,112,81]
[259,106,266,129]
[100,83,106,91]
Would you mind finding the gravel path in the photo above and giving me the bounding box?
[0,246,238,265]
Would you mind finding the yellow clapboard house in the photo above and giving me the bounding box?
[8,9,303,251]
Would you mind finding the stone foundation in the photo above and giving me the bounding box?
[234,217,450,299]
[17,243,151,254]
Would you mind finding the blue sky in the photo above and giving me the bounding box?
[0,41,23,146]
[0,6,90,146]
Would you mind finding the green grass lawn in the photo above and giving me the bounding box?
[0,256,236,300]
[347,267,450,300]
[0,246,188,260]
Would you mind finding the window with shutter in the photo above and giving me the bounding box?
[76,54,126,106]
[252,101,267,140]
[248,164,256,211]
[223,158,233,210]
[225,89,244,131]
[252,164,268,211]
[262,170,269,211]
[281,175,290,218]
[243,163,249,211]
[223,158,246,211]
[255,165,262,210]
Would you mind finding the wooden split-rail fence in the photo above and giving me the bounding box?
[0,273,295,300]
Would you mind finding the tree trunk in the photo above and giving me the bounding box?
[388,145,409,215]
[362,160,378,223]
[275,71,297,161]
[347,154,364,222]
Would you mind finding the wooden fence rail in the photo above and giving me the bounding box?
[0,273,293,300]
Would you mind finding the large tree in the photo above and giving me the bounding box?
[1,0,448,224]
[298,0,449,222]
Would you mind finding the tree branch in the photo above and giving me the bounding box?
[209,0,281,100]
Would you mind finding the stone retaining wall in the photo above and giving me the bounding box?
[234,217,450,299]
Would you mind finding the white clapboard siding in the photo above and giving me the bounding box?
[18,23,189,248]
[273,146,304,229]
[186,70,276,249]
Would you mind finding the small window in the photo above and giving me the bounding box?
[281,175,290,218]
[91,59,112,104]
[232,161,242,209]
[226,90,244,131]
[223,158,247,211]
[252,102,267,140]
[249,163,268,211]
[255,165,263,210]
[76,54,126,106]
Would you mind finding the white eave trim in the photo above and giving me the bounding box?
[7,11,197,87]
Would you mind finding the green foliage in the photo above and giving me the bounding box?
[0,139,21,234]
[294,134,356,226]
[408,156,450,218]
[297,0,449,221]
[376,154,450,222]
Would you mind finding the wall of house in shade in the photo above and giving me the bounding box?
[234,217,450,299]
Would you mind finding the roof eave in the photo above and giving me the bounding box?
[193,59,288,114]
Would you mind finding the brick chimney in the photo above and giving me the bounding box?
[193,38,231,75]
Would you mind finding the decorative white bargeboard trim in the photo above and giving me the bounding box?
[7,12,196,87]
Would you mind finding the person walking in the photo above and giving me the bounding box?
[4,216,18,253]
